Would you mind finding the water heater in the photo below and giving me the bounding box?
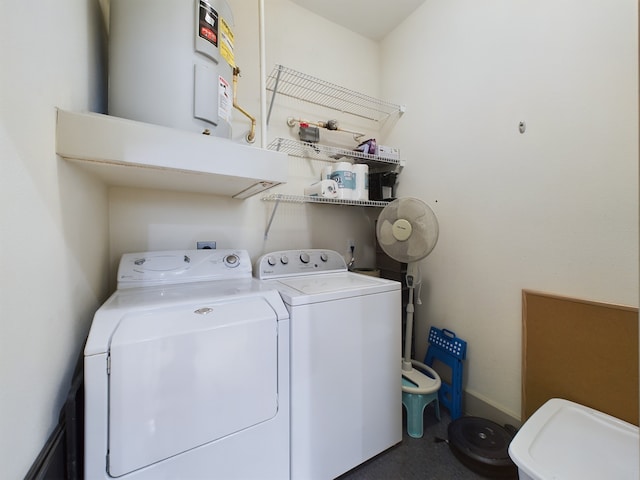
[108,0,235,138]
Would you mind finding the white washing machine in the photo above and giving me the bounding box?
[84,249,290,479]
[255,249,402,480]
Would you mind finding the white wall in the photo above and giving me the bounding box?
[0,1,109,478]
[381,0,639,418]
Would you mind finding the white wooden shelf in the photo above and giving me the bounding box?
[55,110,288,199]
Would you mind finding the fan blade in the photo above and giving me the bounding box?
[411,219,439,256]
[407,235,430,258]
[397,198,427,223]
[385,241,410,263]
[380,203,398,223]
[378,219,396,246]
[413,218,438,242]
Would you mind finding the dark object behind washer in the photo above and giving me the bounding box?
[447,417,518,479]
[25,353,84,480]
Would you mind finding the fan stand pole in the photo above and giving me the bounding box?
[402,283,415,372]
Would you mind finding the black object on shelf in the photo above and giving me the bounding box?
[369,171,398,201]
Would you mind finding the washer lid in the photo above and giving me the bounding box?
[274,272,400,306]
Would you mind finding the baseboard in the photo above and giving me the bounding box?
[463,389,522,428]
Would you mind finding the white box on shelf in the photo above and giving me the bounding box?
[376,145,400,160]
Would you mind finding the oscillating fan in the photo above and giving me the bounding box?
[376,197,440,392]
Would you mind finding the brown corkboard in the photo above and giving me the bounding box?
[522,290,638,426]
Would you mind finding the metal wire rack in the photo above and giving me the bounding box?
[262,193,389,208]
[267,137,402,169]
[266,65,405,123]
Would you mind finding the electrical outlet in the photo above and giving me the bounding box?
[197,241,216,250]
[347,239,355,252]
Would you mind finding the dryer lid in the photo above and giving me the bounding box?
[86,278,289,356]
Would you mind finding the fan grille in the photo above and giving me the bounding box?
[376,197,439,263]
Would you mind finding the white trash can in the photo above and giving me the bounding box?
[508,398,639,480]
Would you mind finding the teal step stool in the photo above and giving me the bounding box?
[402,369,441,438]
[423,327,467,420]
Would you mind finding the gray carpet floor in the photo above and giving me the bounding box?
[338,406,490,480]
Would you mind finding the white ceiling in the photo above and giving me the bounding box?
[98,1,426,40]
[290,0,427,41]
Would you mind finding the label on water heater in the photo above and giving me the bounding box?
[198,0,218,47]
[218,75,232,123]
[219,17,235,67]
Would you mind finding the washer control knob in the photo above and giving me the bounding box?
[224,254,240,268]
[320,253,328,262]
[267,256,277,266]
[280,255,289,265]
[300,252,310,264]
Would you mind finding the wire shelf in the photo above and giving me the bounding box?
[266,65,405,123]
[262,193,389,208]
[267,138,402,169]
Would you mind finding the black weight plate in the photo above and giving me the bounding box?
[447,417,518,479]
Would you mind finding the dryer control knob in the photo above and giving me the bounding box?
[300,252,310,264]
[320,253,328,262]
[267,256,277,266]
[224,254,240,268]
[280,255,289,265]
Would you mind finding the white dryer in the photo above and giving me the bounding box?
[84,249,289,479]
[255,249,402,480]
